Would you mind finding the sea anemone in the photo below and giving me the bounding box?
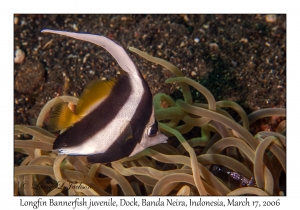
[14,46,286,196]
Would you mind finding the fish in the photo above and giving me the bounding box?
[41,29,168,163]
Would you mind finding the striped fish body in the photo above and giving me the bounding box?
[43,29,167,163]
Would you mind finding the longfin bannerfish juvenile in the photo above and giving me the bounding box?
[42,29,168,163]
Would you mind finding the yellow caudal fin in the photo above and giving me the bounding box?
[75,78,117,116]
[48,98,81,132]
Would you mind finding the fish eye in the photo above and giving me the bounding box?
[147,120,158,137]
[147,127,158,137]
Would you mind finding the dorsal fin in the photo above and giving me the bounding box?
[41,29,139,76]
[48,98,81,132]
[75,78,116,116]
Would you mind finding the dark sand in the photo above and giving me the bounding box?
[14,14,286,125]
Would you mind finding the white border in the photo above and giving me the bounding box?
[2,0,295,209]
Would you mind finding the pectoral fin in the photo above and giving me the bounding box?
[87,121,137,163]
[119,120,133,142]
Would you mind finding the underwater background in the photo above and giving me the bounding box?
[14,14,286,126]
